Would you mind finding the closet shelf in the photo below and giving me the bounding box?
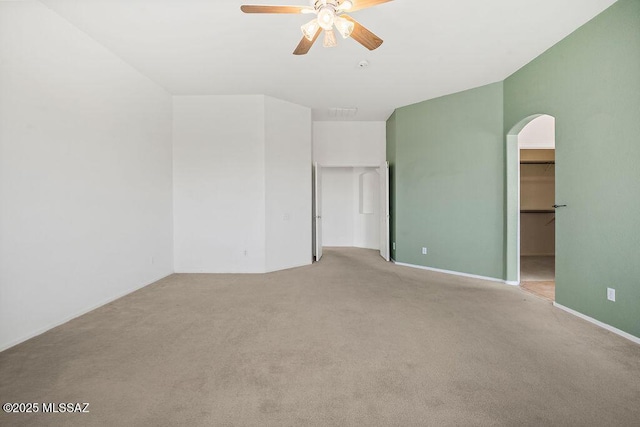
[520,161,555,165]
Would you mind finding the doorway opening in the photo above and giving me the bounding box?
[506,114,556,301]
[312,163,389,262]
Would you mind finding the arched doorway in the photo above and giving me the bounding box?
[506,114,556,300]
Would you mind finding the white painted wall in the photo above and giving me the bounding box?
[313,121,386,166]
[264,96,312,272]
[173,96,266,273]
[173,95,312,273]
[518,114,555,149]
[0,1,173,351]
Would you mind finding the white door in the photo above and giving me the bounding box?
[379,161,390,261]
[313,162,323,261]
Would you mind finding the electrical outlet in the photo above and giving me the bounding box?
[422,247,428,255]
[392,242,396,250]
[607,288,616,302]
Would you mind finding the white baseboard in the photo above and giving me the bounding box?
[0,272,173,353]
[393,261,512,285]
[553,302,640,345]
[504,280,520,286]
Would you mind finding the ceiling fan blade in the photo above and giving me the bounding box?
[347,0,393,13]
[241,5,312,14]
[293,27,322,55]
[342,15,383,50]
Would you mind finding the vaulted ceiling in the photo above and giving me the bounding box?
[39,0,617,120]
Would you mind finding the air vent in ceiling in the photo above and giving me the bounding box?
[328,107,358,119]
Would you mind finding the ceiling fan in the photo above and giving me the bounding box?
[241,0,392,55]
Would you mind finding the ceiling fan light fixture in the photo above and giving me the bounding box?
[241,0,386,55]
[323,29,337,47]
[337,0,353,11]
[334,16,354,38]
[301,19,320,41]
[317,6,336,30]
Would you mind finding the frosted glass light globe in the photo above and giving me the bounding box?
[317,7,335,30]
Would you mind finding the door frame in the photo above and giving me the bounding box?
[379,161,390,261]
[505,114,555,284]
[313,162,322,261]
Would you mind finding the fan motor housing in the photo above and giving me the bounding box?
[313,0,339,10]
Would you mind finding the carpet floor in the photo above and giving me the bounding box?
[1,248,639,426]
[520,256,555,282]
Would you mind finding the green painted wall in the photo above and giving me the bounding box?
[392,82,505,279]
[386,111,397,260]
[388,0,639,338]
[505,0,640,337]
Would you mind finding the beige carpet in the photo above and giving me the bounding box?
[1,248,639,426]
[521,256,555,281]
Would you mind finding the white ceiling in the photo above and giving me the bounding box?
[38,0,617,121]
